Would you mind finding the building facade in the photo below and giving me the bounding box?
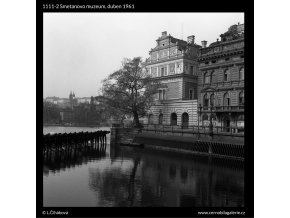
[143,31,200,127]
[197,23,244,132]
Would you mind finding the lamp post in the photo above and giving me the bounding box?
[209,88,217,138]
[209,105,213,138]
[198,104,202,139]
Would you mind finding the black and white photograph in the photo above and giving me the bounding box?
[37,2,253,217]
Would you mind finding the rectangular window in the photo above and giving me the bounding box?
[189,89,193,100]
[205,74,210,84]
[161,68,164,77]
[169,63,175,74]
[151,52,157,61]
[163,90,166,100]
[194,87,197,99]
[164,66,167,76]
[190,66,194,75]
[159,90,162,100]
[151,67,157,77]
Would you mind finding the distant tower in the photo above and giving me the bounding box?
[69,91,75,109]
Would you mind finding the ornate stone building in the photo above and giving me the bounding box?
[197,23,244,132]
[143,31,200,127]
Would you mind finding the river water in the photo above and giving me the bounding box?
[43,126,244,207]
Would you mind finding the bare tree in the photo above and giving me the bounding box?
[99,57,163,127]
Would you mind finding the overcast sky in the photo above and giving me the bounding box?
[43,13,244,98]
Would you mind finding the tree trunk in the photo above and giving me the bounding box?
[132,110,141,128]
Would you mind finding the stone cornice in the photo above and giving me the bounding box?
[144,55,198,66]
[153,73,197,80]
[200,86,244,93]
[198,49,244,62]
[199,60,244,71]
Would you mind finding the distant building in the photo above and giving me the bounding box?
[54,98,69,108]
[44,96,59,104]
[143,31,200,127]
[77,97,91,104]
[59,109,74,123]
[69,91,78,109]
[197,23,244,132]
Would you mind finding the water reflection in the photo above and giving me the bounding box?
[86,145,244,207]
[43,146,106,176]
[43,127,244,207]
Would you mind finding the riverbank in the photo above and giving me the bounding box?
[111,127,244,160]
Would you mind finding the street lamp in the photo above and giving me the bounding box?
[198,104,202,139]
[209,105,213,138]
[209,89,217,138]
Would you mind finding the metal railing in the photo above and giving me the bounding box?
[141,124,244,137]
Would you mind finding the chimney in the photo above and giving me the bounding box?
[187,35,195,44]
[162,31,167,37]
[201,40,207,48]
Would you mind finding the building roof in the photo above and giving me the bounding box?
[208,40,221,47]
[206,23,244,48]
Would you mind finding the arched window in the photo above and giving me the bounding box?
[224,92,230,106]
[170,113,177,126]
[210,94,215,107]
[239,91,245,105]
[181,113,189,128]
[237,115,244,121]
[239,67,244,80]
[148,114,154,124]
[158,114,163,125]
[211,71,215,84]
[224,69,230,81]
